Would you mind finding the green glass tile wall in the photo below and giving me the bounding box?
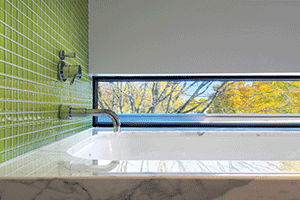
[0,0,92,164]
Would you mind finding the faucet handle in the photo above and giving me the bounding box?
[60,50,76,60]
[58,61,82,85]
[70,76,76,85]
[70,65,82,85]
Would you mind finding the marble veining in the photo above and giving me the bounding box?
[1,178,300,199]
[0,178,255,200]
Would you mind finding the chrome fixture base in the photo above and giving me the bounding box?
[58,61,67,82]
[58,61,82,85]
[58,104,72,120]
[59,50,76,60]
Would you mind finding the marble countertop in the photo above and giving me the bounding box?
[1,128,300,177]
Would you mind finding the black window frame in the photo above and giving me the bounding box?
[93,75,300,129]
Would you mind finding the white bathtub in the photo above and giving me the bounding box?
[67,131,300,161]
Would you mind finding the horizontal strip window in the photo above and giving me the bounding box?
[93,76,300,128]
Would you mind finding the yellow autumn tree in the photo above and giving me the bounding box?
[277,161,300,172]
[207,81,300,114]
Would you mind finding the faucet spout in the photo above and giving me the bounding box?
[86,109,121,133]
[58,105,121,132]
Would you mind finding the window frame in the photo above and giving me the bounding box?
[92,75,300,128]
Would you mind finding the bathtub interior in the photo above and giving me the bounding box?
[67,130,300,161]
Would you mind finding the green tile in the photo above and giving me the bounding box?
[12,114,17,124]
[0,152,5,163]
[0,0,4,10]
[13,125,17,136]
[6,39,12,51]
[19,92,23,101]
[6,2,11,15]
[18,113,23,122]
[0,88,4,100]
[33,142,37,150]
[12,66,17,77]
[18,56,23,67]
[0,10,5,24]
[0,62,4,74]
[18,66,23,77]
[6,14,11,27]
[5,102,10,114]
[0,126,4,138]
[6,90,11,101]
[24,134,28,144]
[12,0,18,7]
[0,35,4,49]
[18,136,22,145]
[6,64,13,75]
[7,150,11,160]
[12,90,17,100]
[12,137,17,148]
[0,102,4,114]
[12,101,17,111]
[12,7,17,20]
[18,12,23,22]
[24,145,28,153]
[23,124,28,133]
[12,148,17,158]
[28,133,32,142]
[23,69,28,79]
[1,0,91,164]
[18,147,23,156]
[6,52,12,63]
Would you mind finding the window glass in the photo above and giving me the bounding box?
[97,81,300,114]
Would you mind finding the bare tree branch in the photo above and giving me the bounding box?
[200,81,228,113]
[175,81,211,113]
[166,82,180,113]
[119,82,123,113]
[147,82,180,113]
[172,81,198,103]
[136,83,148,113]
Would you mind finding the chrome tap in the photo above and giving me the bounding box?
[59,50,76,60]
[58,61,82,85]
[58,105,121,132]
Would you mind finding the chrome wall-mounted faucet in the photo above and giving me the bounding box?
[60,50,76,60]
[58,50,81,85]
[58,61,82,85]
[58,105,121,132]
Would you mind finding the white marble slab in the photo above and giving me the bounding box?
[1,178,300,199]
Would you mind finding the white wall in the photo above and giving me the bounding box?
[89,0,300,76]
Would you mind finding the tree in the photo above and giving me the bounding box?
[207,81,300,114]
[278,161,300,172]
[97,81,229,114]
[98,80,300,114]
